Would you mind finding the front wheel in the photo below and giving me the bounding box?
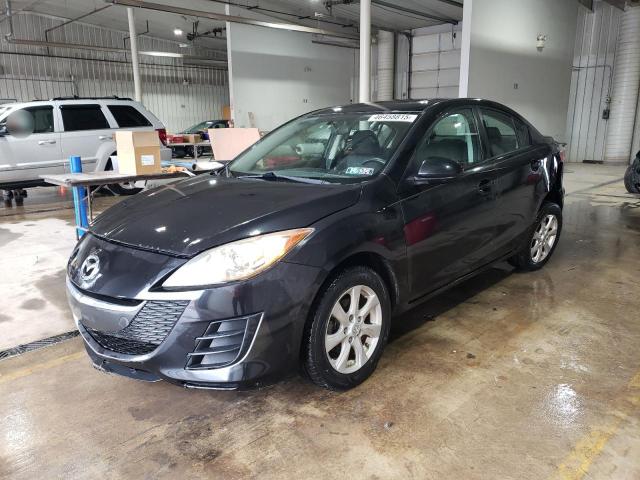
[509,202,562,271]
[624,161,640,194]
[302,266,391,390]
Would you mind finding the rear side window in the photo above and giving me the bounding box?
[61,105,109,131]
[480,109,518,157]
[514,119,532,147]
[108,105,152,128]
[25,106,54,133]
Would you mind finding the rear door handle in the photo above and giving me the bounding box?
[98,135,112,141]
[478,179,492,195]
[38,140,56,145]
[531,158,542,171]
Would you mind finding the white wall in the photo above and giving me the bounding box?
[410,24,462,99]
[461,0,579,142]
[226,22,356,131]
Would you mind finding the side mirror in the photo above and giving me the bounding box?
[0,124,7,137]
[408,157,463,185]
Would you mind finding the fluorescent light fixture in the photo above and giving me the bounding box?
[140,50,184,58]
[173,28,184,36]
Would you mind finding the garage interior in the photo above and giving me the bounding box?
[1,0,640,479]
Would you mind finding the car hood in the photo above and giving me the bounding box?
[90,175,361,257]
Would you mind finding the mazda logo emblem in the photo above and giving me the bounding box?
[80,253,100,282]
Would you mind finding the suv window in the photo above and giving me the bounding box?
[61,105,110,131]
[108,105,152,128]
[25,106,54,133]
[480,109,518,157]
[414,109,481,168]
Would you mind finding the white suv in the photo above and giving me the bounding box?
[0,96,172,195]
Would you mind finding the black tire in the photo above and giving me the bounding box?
[624,164,639,194]
[105,157,142,196]
[509,202,562,271]
[302,266,391,391]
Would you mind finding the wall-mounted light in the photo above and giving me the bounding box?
[173,28,184,36]
[536,34,547,51]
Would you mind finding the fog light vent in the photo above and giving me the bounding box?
[186,313,261,370]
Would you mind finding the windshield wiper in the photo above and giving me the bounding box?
[237,172,329,184]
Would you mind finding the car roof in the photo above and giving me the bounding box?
[311,98,517,115]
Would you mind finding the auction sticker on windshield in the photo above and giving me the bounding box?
[345,166,375,176]
[368,113,418,122]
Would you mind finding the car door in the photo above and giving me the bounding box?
[477,107,549,256]
[0,105,63,184]
[59,104,114,172]
[399,107,500,299]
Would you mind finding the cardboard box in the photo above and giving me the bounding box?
[114,130,162,175]
[184,133,201,144]
[209,128,261,161]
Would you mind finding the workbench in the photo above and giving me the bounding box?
[40,170,190,238]
[168,141,212,161]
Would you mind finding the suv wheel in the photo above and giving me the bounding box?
[302,266,391,390]
[105,157,143,196]
[509,202,562,271]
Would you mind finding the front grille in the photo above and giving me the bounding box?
[83,300,189,355]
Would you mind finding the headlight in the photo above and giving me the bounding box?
[162,228,314,288]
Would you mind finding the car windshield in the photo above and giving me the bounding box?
[228,112,419,183]
[183,120,220,133]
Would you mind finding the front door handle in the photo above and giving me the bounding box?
[38,139,56,145]
[98,135,112,141]
[478,179,492,195]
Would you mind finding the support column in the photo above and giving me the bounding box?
[604,7,640,164]
[127,7,142,103]
[359,0,371,103]
[377,30,394,101]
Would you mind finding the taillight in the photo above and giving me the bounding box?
[559,149,566,163]
[156,128,168,146]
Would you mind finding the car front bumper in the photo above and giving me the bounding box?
[67,259,323,389]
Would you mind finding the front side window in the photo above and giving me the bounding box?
[229,112,418,183]
[108,105,152,128]
[480,109,518,157]
[25,106,54,133]
[61,105,109,131]
[413,109,481,169]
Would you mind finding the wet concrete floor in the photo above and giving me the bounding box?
[0,164,639,479]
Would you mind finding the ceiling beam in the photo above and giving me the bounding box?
[108,0,359,40]
[325,0,458,25]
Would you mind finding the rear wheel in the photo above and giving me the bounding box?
[302,266,391,390]
[509,202,562,271]
[105,157,143,196]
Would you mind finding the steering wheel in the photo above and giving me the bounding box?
[362,158,386,169]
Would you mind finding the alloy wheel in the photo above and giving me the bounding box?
[325,285,382,374]
[531,214,558,263]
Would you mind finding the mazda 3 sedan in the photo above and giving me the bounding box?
[67,99,564,390]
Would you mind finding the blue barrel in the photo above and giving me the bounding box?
[70,155,89,238]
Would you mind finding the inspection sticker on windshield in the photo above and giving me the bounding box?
[368,113,417,122]
[345,166,375,176]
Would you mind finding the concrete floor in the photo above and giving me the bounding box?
[0,164,639,479]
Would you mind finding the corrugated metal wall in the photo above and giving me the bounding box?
[0,12,229,132]
[566,2,622,162]
[410,24,462,99]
